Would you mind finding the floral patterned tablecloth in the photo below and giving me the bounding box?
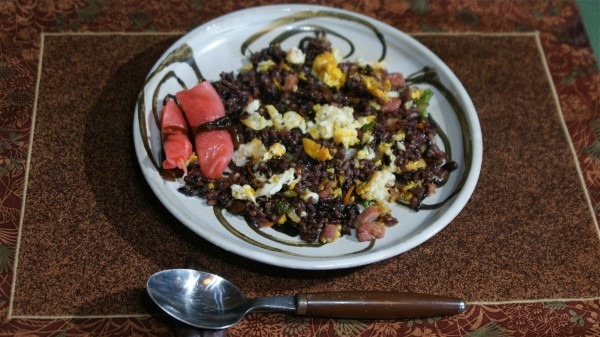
[1,1,599,336]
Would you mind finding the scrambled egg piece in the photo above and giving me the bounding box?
[392,131,406,141]
[286,47,305,64]
[400,181,421,201]
[269,143,286,157]
[377,142,394,156]
[307,104,360,148]
[231,184,257,203]
[356,167,396,203]
[302,138,333,161]
[312,50,346,89]
[357,58,387,69]
[361,131,374,145]
[411,87,425,100]
[257,60,276,72]
[241,100,273,130]
[242,112,273,130]
[245,99,260,113]
[243,101,310,133]
[257,168,299,197]
[265,105,307,133]
[355,60,394,102]
[403,159,427,172]
[362,75,392,102]
[300,190,319,204]
[357,115,376,127]
[232,138,286,167]
[231,168,299,204]
[356,145,376,160]
[185,152,198,168]
[240,62,253,72]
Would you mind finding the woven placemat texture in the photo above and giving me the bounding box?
[12,33,600,317]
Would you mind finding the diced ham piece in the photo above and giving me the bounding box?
[357,221,386,242]
[320,224,341,243]
[162,134,192,174]
[176,81,234,179]
[381,97,401,113]
[355,205,385,226]
[283,74,298,92]
[195,130,233,180]
[355,205,387,242]
[387,72,406,89]
[160,98,188,135]
[176,81,226,127]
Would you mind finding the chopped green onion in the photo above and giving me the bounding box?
[360,122,376,132]
[275,199,291,215]
[283,190,298,198]
[416,88,434,117]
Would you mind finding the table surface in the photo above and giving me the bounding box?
[1,1,599,336]
[577,0,599,62]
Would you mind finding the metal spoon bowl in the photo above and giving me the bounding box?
[147,269,466,330]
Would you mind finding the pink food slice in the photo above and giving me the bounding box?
[176,81,226,128]
[355,205,385,226]
[195,130,234,180]
[162,134,193,174]
[381,97,401,113]
[160,98,188,135]
[169,81,234,179]
[357,221,386,242]
[319,224,341,243]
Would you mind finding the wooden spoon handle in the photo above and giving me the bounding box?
[295,291,466,318]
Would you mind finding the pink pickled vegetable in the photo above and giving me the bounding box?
[176,81,226,127]
[160,98,188,135]
[194,130,233,180]
[160,98,190,174]
[162,134,192,174]
[176,81,233,179]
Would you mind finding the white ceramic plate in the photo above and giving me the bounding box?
[133,4,482,270]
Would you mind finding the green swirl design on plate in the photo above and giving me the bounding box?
[241,9,386,61]
[269,24,355,59]
[138,10,475,258]
[138,43,203,171]
[406,67,473,210]
[214,207,376,257]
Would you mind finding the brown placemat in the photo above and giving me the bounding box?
[12,32,600,318]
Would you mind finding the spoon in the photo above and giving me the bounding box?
[147,269,466,329]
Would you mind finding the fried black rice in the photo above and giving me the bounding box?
[178,34,457,243]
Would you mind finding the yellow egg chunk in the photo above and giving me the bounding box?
[403,159,427,172]
[302,138,333,161]
[307,104,360,148]
[286,46,305,64]
[312,51,346,89]
[257,60,276,72]
[256,168,299,198]
[241,111,273,130]
[231,184,257,203]
[232,138,286,167]
[356,168,396,203]
[362,75,392,102]
[266,105,307,133]
[411,87,425,100]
